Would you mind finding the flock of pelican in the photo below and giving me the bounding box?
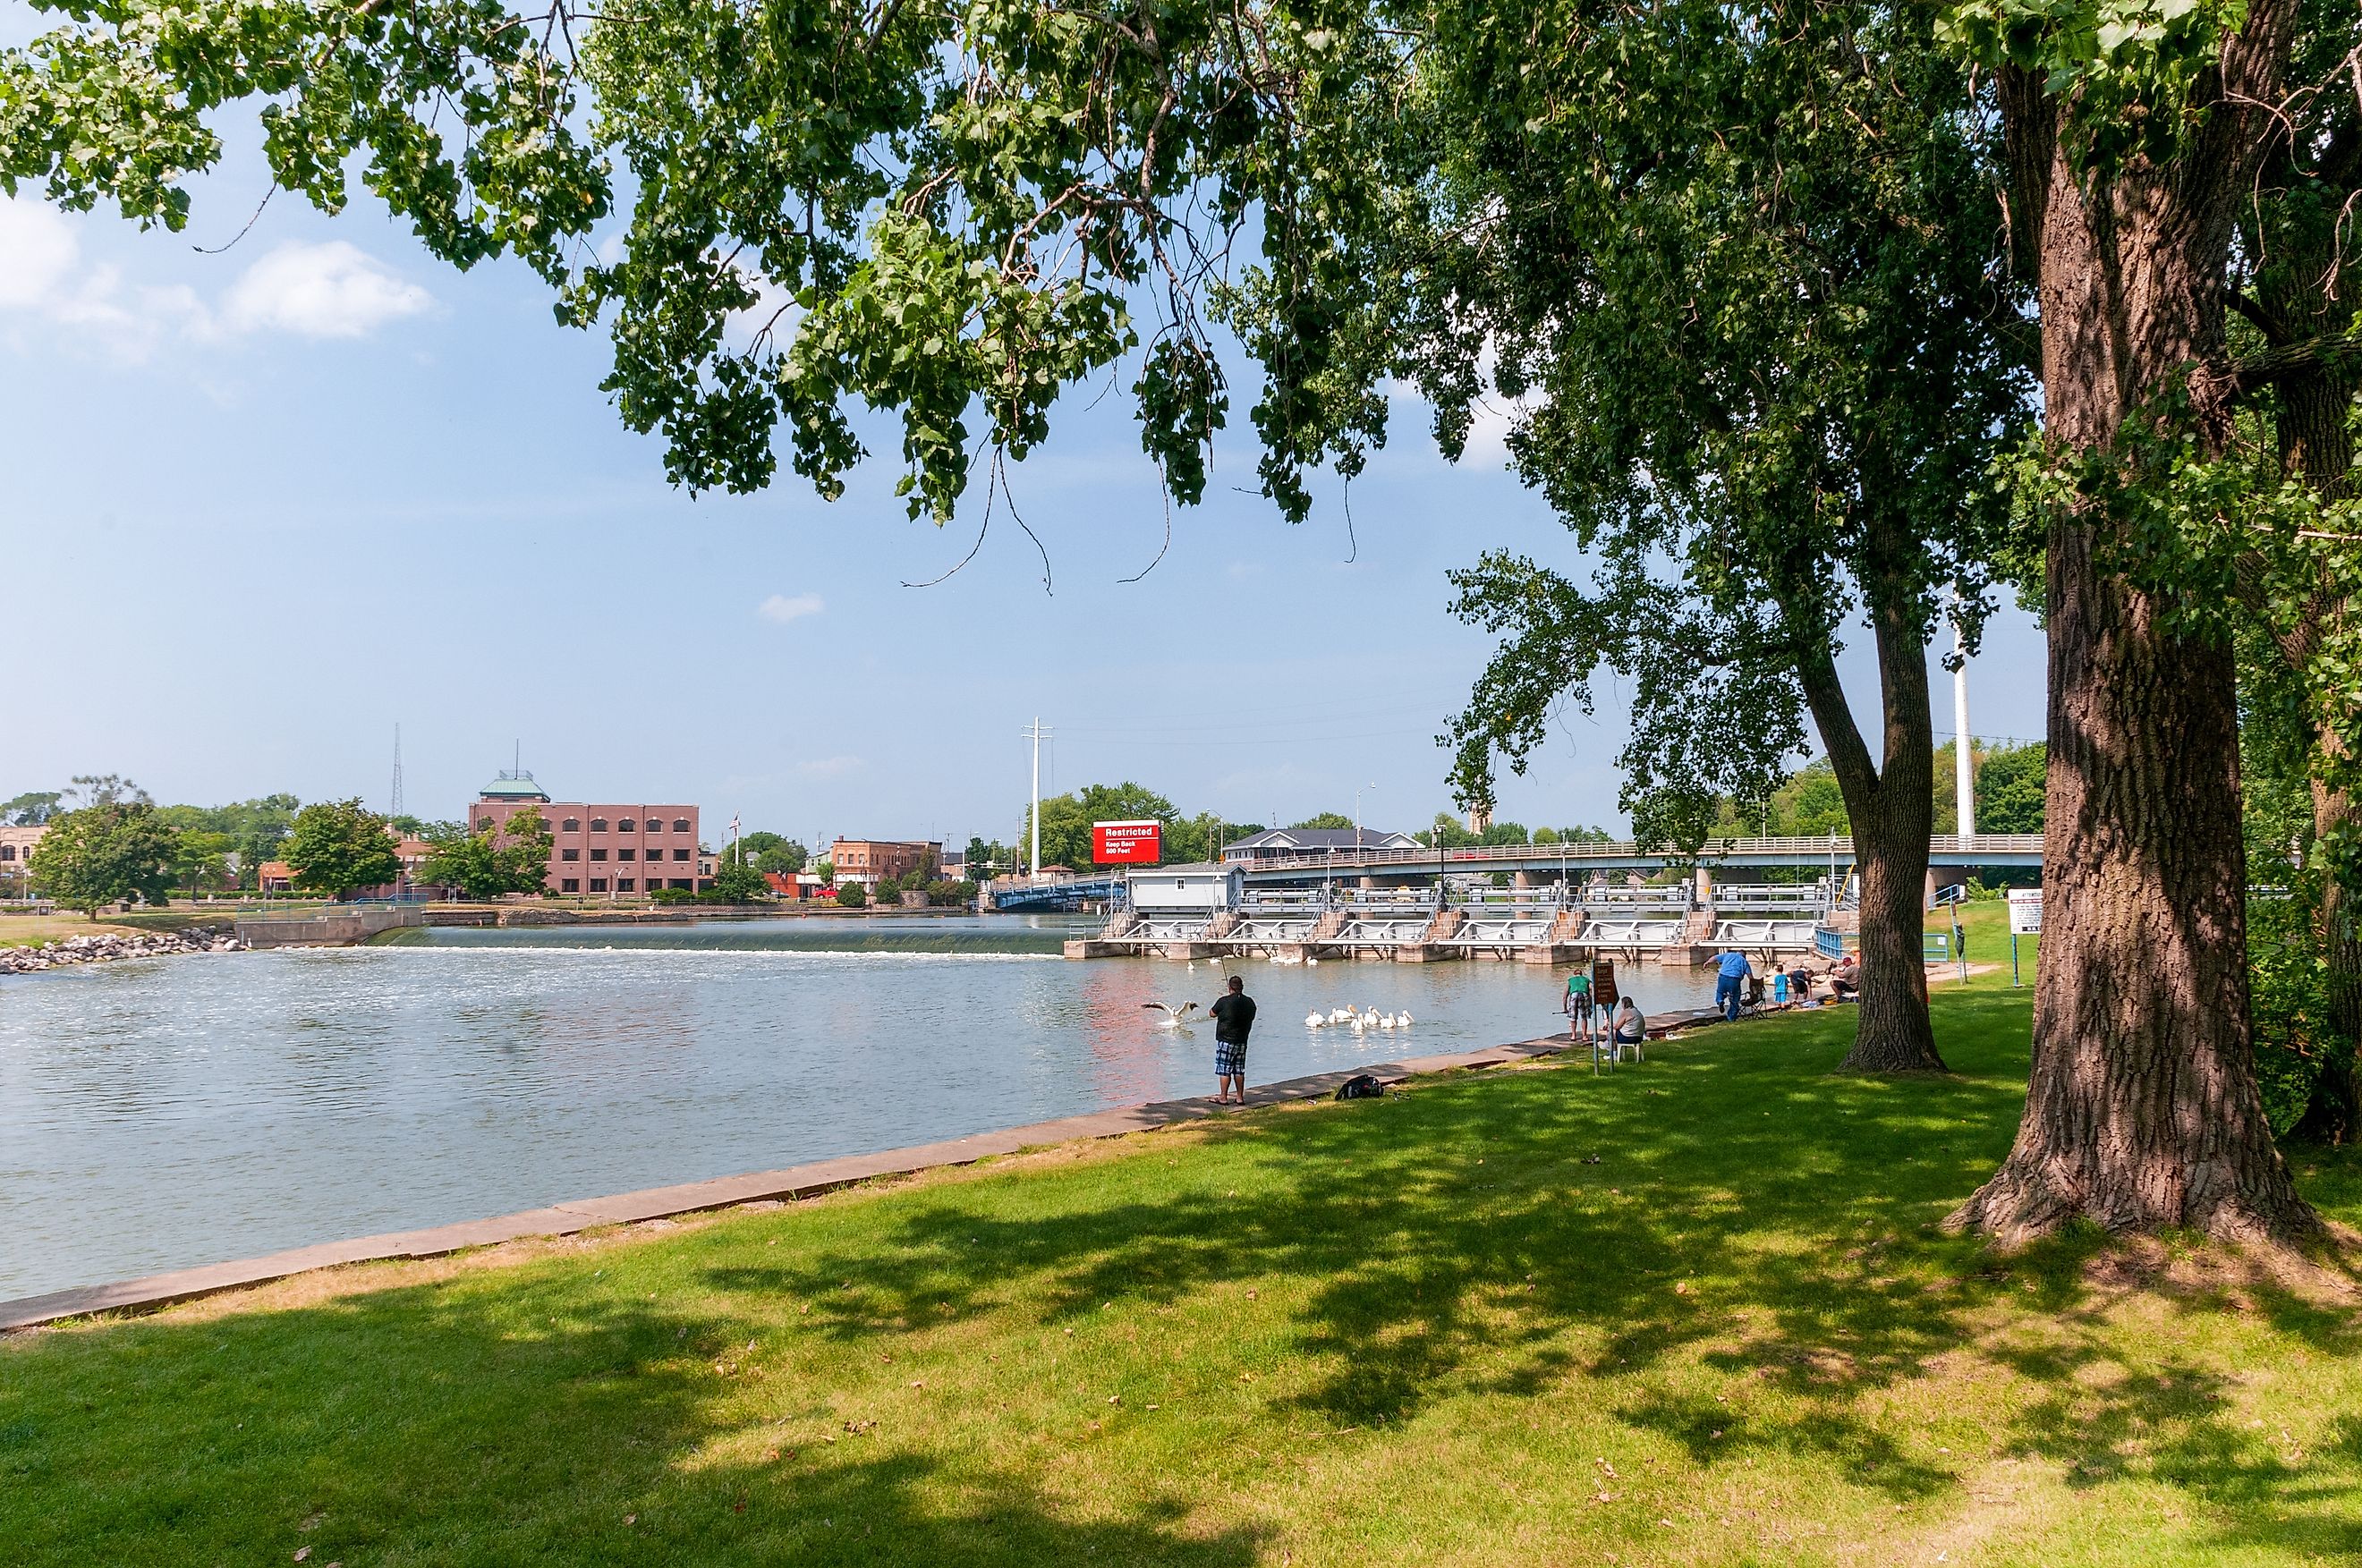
[1304,1007,1413,1033]
[1137,996,1415,1034]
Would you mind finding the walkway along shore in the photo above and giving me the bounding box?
[0,1013,1748,1334]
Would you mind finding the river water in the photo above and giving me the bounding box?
[0,917,1726,1301]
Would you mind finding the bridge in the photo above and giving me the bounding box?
[989,875,1127,912]
[1230,833,2042,887]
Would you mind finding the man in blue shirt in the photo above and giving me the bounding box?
[1714,948,1753,1021]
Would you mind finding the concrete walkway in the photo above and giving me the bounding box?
[2,1032,1610,1334]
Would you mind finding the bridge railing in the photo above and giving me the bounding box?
[1709,885,1831,912]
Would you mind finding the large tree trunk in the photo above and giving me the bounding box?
[1952,24,2319,1244]
[1848,809,1937,1070]
[1793,513,1944,1073]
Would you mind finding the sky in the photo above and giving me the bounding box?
[0,69,2049,851]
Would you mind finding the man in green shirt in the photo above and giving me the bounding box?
[1563,969,1595,1044]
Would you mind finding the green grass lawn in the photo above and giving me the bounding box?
[5,969,2358,1565]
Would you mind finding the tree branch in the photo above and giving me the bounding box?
[2213,327,2362,400]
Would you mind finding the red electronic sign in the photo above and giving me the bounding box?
[1092,819,1163,865]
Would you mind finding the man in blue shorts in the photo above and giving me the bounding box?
[1714,948,1753,1021]
[1210,975,1258,1104]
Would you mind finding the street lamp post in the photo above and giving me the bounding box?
[1351,783,1377,902]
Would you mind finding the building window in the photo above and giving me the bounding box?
[618,818,636,833]
[562,818,580,832]
[590,818,608,833]
[617,877,635,892]
[561,877,580,893]
[673,818,691,833]
[0,846,13,861]
[561,848,579,862]
[589,877,607,893]
[674,848,690,861]
[617,847,634,861]
[478,817,493,831]
[590,847,607,861]
[645,819,664,835]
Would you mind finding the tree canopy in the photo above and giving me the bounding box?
[27,801,180,919]
[284,800,401,898]
[2,791,64,826]
[420,809,555,899]
[739,832,809,876]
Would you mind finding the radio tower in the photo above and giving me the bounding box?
[390,725,405,818]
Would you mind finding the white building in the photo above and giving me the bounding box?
[1128,862,1243,915]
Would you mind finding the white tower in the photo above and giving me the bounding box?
[1953,618,1975,840]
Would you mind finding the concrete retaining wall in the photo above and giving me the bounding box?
[234,907,424,948]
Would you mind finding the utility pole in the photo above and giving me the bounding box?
[1952,615,1975,840]
[1024,717,1050,883]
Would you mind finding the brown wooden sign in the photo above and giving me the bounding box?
[1591,959,1619,1007]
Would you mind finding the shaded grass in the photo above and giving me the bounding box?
[4,974,2359,1565]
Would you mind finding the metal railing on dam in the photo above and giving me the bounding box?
[1229,832,2041,881]
[1066,883,1842,965]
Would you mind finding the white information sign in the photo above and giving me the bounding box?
[2007,887,2043,935]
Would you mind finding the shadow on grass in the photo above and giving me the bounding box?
[707,989,2362,1547]
[5,987,2360,1564]
[0,1271,1270,1567]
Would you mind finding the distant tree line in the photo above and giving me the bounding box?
[1697,742,2047,842]
[1001,780,1624,872]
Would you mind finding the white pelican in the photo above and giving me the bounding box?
[1397,1011,1414,1026]
[1378,1013,1396,1030]
[1140,1001,1201,1028]
[1304,1012,1325,1029]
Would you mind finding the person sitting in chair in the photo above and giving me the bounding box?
[1830,952,1861,998]
[1611,997,1646,1046]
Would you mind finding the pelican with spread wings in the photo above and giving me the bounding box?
[1141,1001,1202,1028]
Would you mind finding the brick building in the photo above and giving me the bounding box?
[469,772,707,896]
[0,825,44,896]
[828,838,942,888]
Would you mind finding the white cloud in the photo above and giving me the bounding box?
[220,241,432,338]
[0,204,430,358]
[724,266,801,348]
[0,197,78,308]
[758,592,825,623]
[797,755,864,779]
[0,200,198,360]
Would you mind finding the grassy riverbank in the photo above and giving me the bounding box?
[6,970,2358,1564]
[0,912,142,946]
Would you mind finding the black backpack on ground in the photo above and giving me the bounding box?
[1335,1073,1385,1101]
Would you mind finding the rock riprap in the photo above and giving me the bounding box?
[0,927,243,974]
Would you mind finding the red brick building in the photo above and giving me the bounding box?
[470,772,706,896]
[828,838,942,888]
